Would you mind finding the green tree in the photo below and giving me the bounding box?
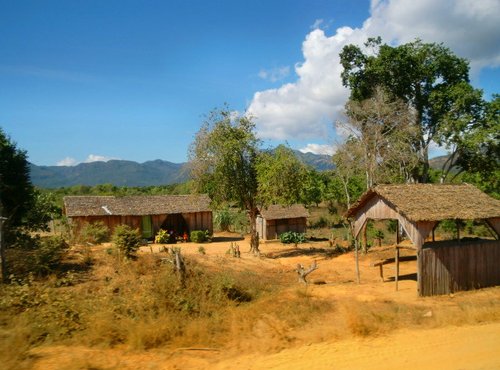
[189,108,261,254]
[0,129,36,281]
[340,38,484,182]
[256,145,308,206]
[449,94,499,192]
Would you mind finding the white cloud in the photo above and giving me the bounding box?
[247,0,500,142]
[84,154,117,163]
[56,154,118,166]
[299,143,335,156]
[56,157,78,166]
[311,19,324,30]
[258,66,290,82]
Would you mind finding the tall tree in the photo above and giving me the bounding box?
[0,128,36,281]
[340,38,484,182]
[189,108,261,254]
[256,145,308,206]
[337,87,420,188]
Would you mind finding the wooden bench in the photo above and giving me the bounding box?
[371,255,417,281]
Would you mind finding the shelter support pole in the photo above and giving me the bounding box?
[396,220,400,245]
[395,246,399,291]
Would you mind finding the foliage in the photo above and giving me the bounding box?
[0,129,36,240]
[279,231,306,244]
[340,38,485,182]
[112,225,142,259]
[189,106,260,253]
[336,87,420,188]
[190,230,211,243]
[214,208,232,232]
[331,144,366,209]
[154,229,175,244]
[32,236,70,276]
[256,144,308,206]
[80,221,109,244]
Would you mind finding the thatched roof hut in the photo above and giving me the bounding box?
[257,204,309,240]
[64,194,211,217]
[259,204,310,220]
[64,194,212,239]
[346,183,500,296]
[346,183,500,222]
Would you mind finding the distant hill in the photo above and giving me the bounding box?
[294,150,335,171]
[30,159,189,188]
[30,151,336,188]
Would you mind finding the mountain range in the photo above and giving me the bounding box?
[30,151,335,188]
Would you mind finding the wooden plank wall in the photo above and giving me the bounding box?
[420,240,500,296]
[264,218,306,240]
[71,212,213,238]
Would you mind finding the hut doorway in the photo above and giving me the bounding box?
[161,214,188,237]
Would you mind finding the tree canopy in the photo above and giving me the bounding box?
[340,38,485,182]
[189,108,261,253]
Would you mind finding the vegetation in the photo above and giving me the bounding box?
[79,221,110,244]
[189,107,261,253]
[256,145,309,206]
[154,229,175,244]
[279,231,307,245]
[112,225,142,259]
[340,37,488,183]
[190,230,211,243]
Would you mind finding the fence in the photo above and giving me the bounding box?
[420,239,500,296]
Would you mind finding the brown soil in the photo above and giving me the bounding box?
[26,233,500,369]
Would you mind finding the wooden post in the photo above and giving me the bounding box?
[395,246,400,291]
[355,237,360,284]
[417,248,422,296]
[396,219,401,245]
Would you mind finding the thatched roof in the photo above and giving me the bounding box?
[346,183,500,222]
[259,204,309,220]
[64,194,211,217]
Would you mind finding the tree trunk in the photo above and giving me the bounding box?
[248,208,260,255]
[0,204,7,284]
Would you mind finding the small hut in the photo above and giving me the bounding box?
[64,194,212,239]
[256,204,309,240]
[346,184,500,296]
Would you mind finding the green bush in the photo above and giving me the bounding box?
[154,229,175,244]
[33,236,70,276]
[279,231,306,244]
[190,230,211,243]
[214,208,232,232]
[113,225,142,259]
[80,221,109,244]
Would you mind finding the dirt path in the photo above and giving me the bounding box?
[211,323,500,370]
[31,323,500,369]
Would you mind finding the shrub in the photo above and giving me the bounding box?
[113,225,142,259]
[33,236,70,276]
[154,229,175,244]
[80,221,109,244]
[279,231,306,244]
[190,230,211,243]
[214,208,232,232]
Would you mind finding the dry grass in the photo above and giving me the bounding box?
[1,240,500,369]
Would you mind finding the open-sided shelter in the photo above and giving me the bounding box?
[256,204,309,240]
[346,184,500,296]
[64,194,213,239]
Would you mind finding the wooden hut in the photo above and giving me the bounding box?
[346,184,500,296]
[64,194,212,239]
[256,204,309,240]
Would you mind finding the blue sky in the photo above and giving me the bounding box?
[1,0,499,166]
